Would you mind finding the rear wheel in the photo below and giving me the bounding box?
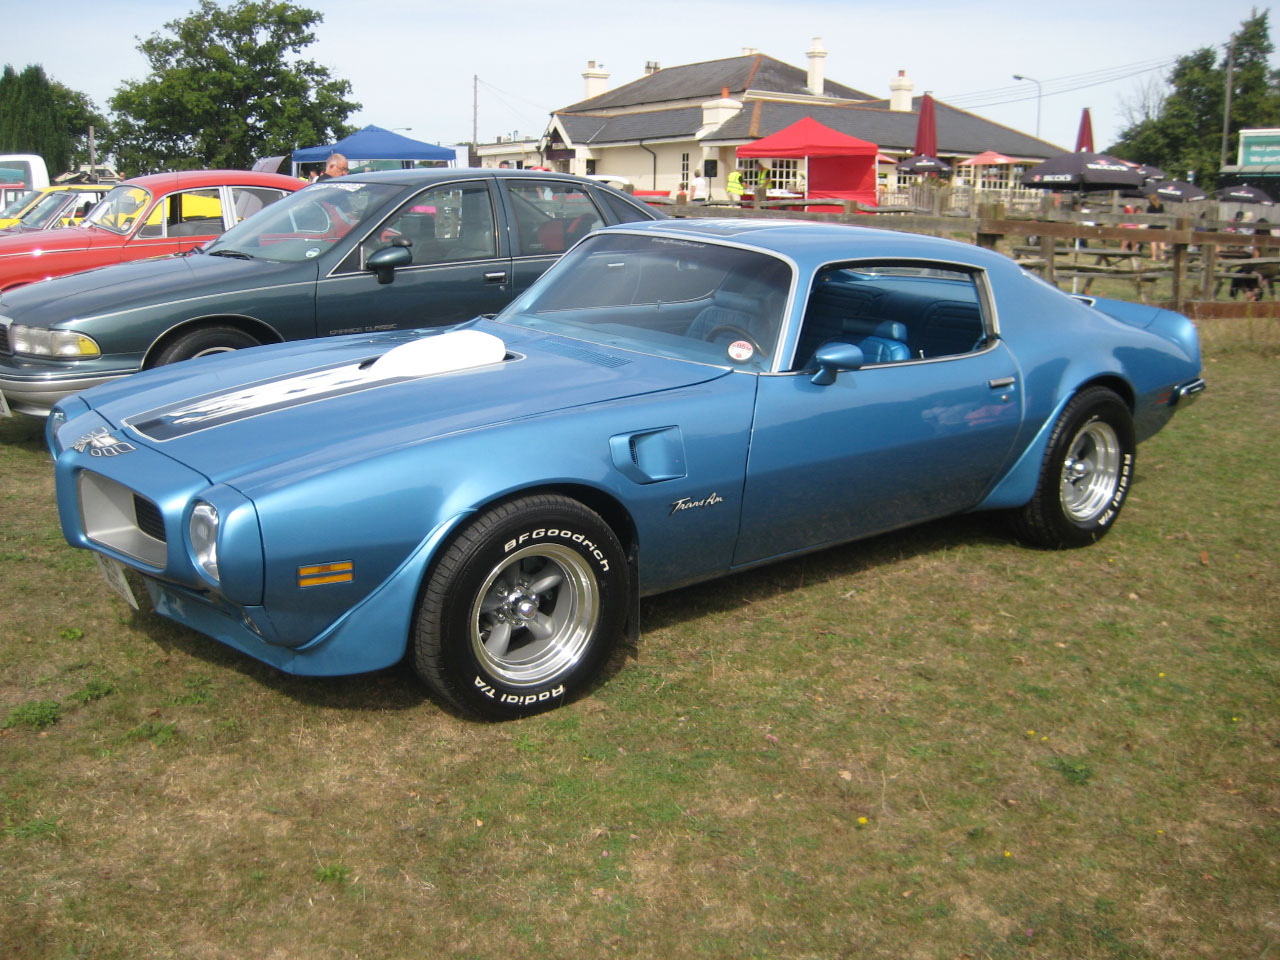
[153,325,260,366]
[1013,387,1135,548]
[413,494,627,719]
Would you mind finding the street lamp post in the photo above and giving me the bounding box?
[1012,74,1042,140]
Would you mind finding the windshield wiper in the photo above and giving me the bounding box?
[208,249,254,260]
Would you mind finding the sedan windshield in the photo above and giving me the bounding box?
[1,190,37,218]
[83,186,153,235]
[495,232,793,372]
[203,182,401,262]
[19,191,74,229]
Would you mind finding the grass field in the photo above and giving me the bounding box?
[1,322,1276,959]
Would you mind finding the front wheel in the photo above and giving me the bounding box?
[1012,387,1136,548]
[413,495,628,718]
[152,325,260,366]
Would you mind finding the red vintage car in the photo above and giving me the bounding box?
[0,169,303,292]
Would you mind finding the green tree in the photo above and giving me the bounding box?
[0,65,102,176]
[1109,9,1280,187]
[108,0,359,174]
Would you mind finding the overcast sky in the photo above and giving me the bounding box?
[9,0,1270,162]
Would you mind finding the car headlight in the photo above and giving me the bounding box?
[189,501,220,581]
[11,324,100,358]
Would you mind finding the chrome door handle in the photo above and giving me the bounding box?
[484,271,508,284]
[988,377,1016,389]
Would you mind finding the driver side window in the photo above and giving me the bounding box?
[358,182,497,268]
[791,262,989,370]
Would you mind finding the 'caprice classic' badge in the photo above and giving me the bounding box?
[670,492,725,515]
[73,427,136,457]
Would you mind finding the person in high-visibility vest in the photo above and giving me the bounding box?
[726,169,744,205]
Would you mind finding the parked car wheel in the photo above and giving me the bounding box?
[1013,387,1135,548]
[413,494,628,718]
[153,325,261,366]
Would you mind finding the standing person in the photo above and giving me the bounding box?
[1145,194,1166,262]
[315,154,349,182]
[754,162,772,205]
[689,168,709,203]
[726,169,744,205]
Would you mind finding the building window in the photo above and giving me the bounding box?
[738,158,800,192]
[585,159,596,175]
[681,153,689,186]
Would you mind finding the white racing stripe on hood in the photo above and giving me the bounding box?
[126,330,507,442]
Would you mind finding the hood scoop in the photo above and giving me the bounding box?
[126,330,508,442]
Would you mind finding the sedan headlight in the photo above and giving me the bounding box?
[11,324,100,358]
[189,501,220,582]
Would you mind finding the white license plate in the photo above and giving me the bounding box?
[94,553,139,610]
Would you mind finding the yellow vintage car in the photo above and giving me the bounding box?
[0,184,111,231]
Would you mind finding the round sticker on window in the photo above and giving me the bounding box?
[727,340,754,362]
[305,247,321,258]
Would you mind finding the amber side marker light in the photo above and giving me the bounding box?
[298,561,354,587]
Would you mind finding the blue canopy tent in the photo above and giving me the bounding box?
[291,125,458,174]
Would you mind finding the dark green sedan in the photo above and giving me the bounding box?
[0,168,662,416]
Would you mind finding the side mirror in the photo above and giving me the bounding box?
[810,341,865,386]
[366,244,412,285]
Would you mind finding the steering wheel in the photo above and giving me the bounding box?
[703,324,763,360]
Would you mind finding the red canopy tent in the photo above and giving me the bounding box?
[737,117,878,207]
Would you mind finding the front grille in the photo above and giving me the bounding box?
[133,494,167,543]
[0,323,10,355]
[79,471,167,566]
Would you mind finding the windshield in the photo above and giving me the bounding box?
[84,185,153,235]
[495,232,793,372]
[1,190,38,218]
[20,191,74,229]
[203,181,401,262]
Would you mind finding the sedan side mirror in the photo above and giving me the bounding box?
[366,244,412,285]
[810,341,865,386]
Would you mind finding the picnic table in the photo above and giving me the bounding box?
[1051,261,1171,302]
[1085,249,1145,267]
[1214,257,1280,300]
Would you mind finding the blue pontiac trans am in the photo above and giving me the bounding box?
[47,218,1206,718]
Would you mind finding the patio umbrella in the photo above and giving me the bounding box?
[1022,152,1145,190]
[899,94,951,174]
[915,94,939,157]
[1214,184,1274,204]
[898,155,950,174]
[1074,109,1094,153]
[960,150,1018,166]
[1141,180,1207,202]
[1134,163,1167,181]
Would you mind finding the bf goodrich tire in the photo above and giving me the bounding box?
[1013,386,1136,548]
[413,494,627,718]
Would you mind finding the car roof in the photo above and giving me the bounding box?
[598,217,1013,271]
[337,168,624,188]
[119,170,304,191]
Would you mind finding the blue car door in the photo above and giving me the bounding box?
[733,264,1023,566]
[315,179,513,335]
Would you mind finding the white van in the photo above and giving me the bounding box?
[0,155,51,207]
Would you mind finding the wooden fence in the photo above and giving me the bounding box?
[654,196,1280,317]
